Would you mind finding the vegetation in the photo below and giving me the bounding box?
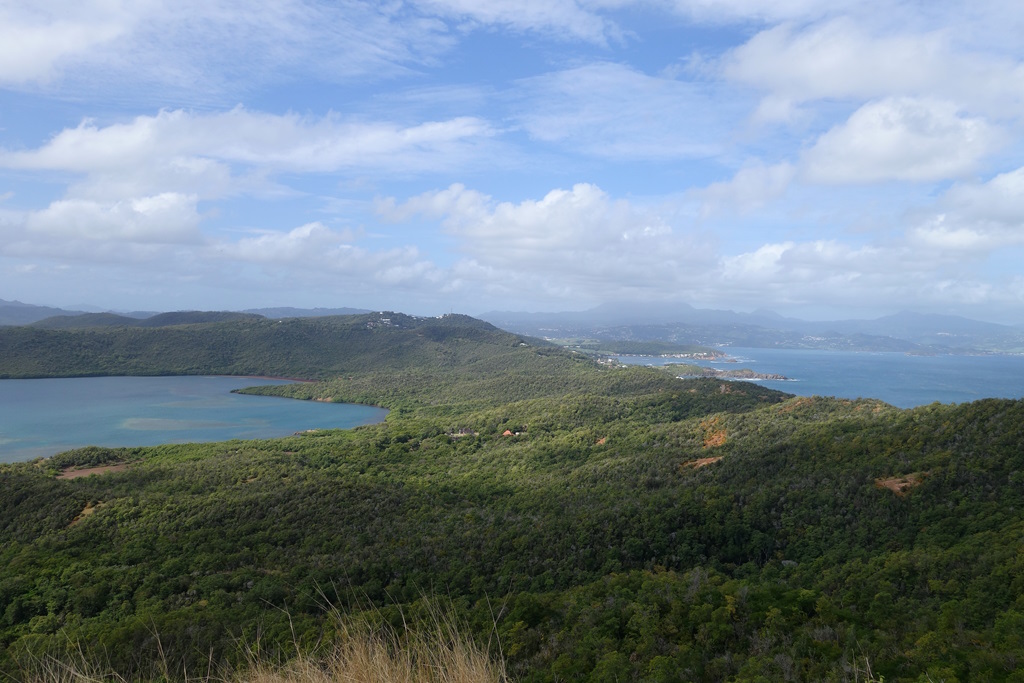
[1,313,1024,681]
[12,607,506,683]
[548,338,722,358]
[0,312,532,379]
[28,310,265,330]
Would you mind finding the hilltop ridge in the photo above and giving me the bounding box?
[0,311,544,380]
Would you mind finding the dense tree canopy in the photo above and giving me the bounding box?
[1,314,1023,681]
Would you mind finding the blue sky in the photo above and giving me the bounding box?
[1,1,1023,323]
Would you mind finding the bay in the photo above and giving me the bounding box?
[616,348,1024,409]
[0,376,388,463]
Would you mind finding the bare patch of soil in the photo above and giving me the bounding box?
[700,416,727,448]
[776,397,814,414]
[57,464,130,480]
[682,456,724,469]
[875,473,925,496]
[69,501,106,526]
[703,431,727,448]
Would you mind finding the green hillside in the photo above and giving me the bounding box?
[1,313,1023,681]
[554,339,722,357]
[28,310,265,330]
[0,312,536,379]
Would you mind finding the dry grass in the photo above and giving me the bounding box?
[243,622,506,683]
[682,456,723,469]
[12,611,508,683]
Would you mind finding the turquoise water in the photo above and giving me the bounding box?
[5,354,1022,463]
[0,376,388,463]
[617,348,1024,409]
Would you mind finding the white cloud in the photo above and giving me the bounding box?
[723,19,945,103]
[4,1,1024,319]
[909,167,1024,252]
[377,180,1024,313]
[413,0,617,43]
[720,17,1024,119]
[24,193,201,243]
[512,63,733,159]
[4,207,445,296]
[719,240,893,294]
[376,183,490,224]
[0,108,498,202]
[379,182,720,305]
[801,98,999,184]
[910,218,999,252]
[0,106,499,298]
[691,162,795,214]
[721,241,791,281]
[384,182,673,252]
[64,158,244,205]
[942,167,1024,226]
[0,1,138,85]
[5,173,1022,317]
[227,222,356,263]
[0,0,453,99]
[213,222,443,290]
[712,237,987,311]
[2,108,496,175]
[658,0,844,23]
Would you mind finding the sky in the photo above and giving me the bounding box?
[1,1,1023,323]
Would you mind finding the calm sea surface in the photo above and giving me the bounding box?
[0,376,388,463]
[617,348,1024,409]
[5,354,1023,463]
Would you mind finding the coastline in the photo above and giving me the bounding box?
[232,374,318,383]
[1,376,388,464]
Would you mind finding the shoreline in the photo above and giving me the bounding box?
[232,374,319,383]
[1,376,387,464]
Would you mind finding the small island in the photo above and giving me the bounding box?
[663,362,790,381]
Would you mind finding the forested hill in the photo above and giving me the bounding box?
[29,310,264,329]
[3,311,1024,681]
[0,312,540,379]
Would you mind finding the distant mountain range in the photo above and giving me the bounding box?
[4,298,1023,353]
[479,302,1024,354]
[0,299,371,328]
[0,299,89,326]
[29,310,265,330]
[242,306,371,319]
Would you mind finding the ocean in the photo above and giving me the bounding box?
[616,347,1024,409]
[0,376,388,463]
[4,353,1022,463]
